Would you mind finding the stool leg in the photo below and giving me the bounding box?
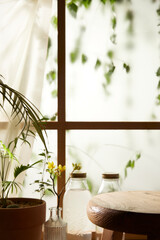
[102,229,123,240]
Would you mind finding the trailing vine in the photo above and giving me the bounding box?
[45,0,159,119]
[66,0,132,95]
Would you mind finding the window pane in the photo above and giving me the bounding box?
[66,0,160,121]
[41,1,57,121]
[66,130,160,194]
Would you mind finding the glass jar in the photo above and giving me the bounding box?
[63,172,95,240]
[98,173,120,194]
[96,173,120,239]
[44,207,67,240]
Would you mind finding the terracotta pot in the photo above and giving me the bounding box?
[0,198,46,240]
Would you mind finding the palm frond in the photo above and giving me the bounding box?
[14,160,43,179]
[11,181,22,194]
[0,78,48,153]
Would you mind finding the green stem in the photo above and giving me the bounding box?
[58,169,75,198]
[50,174,60,215]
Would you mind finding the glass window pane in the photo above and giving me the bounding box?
[66,130,160,194]
[66,0,160,121]
[41,1,57,121]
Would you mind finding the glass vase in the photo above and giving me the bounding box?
[63,173,95,240]
[44,207,67,240]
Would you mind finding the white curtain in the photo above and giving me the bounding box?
[0,0,52,192]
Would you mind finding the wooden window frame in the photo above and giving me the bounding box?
[0,0,159,207]
[38,0,160,207]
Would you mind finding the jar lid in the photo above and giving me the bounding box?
[70,172,87,178]
[102,173,119,179]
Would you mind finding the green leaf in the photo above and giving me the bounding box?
[156,67,160,77]
[51,16,57,28]
[123,63,130,73]
[67,2,78,18]
[104,73,111,85]
[47,37,52,58]
[39,152,46,157]
[0,141,18,162]
[126,10,134,21]
[44,188,54,196]
[109,63,116,73]
[157,7,160,16]
[151,113,156,120]
[110,0,116,4]
[107,50,114,59]
[131,160,135,168]
[0,81,48,153]
[126,160,132,168]
[82,54,88,64]
[136,153,141,160]
[19,136,31,148]
[95,59,101,69]
[100,0,107,4]
[14,160,42,178]
[40,115,50,121]
[111,16,117,29]
[70,49,79,63]
[50,114,57,121]
[110,33,116,44]
[156,94,160,105]
[46,71,56,84]
[124,153,141,179]
[157,80,160,89]
[104,63,115,85]
[11,182,22,194]
[14,165,30,178]
[51,89,57,98]
[80,0,92,8]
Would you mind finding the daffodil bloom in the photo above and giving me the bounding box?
[48,161,55,170]
[45,161,81,210]
[58,164,66,172]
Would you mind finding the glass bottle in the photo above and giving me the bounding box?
[98,173,120,194]
[96,173,120,239]
[63,172,95,240]
[44,207,67,240]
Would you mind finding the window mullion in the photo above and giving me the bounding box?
[42,121,160,130]
[57,0,66,206]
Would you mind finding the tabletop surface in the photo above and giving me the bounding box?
[89,191,160,214]
[87,191,160,235]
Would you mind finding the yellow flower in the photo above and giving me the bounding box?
[48,161,55,170]
[72,163,82,171]
[58,164,66,172]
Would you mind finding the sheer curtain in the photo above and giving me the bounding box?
[0,0,52,192]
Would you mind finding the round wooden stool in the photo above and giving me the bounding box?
[87,191,160,240]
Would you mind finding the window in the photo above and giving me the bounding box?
[2,0,159,208]
[38,0,160,208]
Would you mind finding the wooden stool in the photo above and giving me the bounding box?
[87,191,160,240]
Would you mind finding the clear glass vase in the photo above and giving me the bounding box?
[63,173,95,240]
[44,207,67,240]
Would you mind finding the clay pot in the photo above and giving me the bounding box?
[0,198,46,240]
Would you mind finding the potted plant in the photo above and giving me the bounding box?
[0,77,48,240]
